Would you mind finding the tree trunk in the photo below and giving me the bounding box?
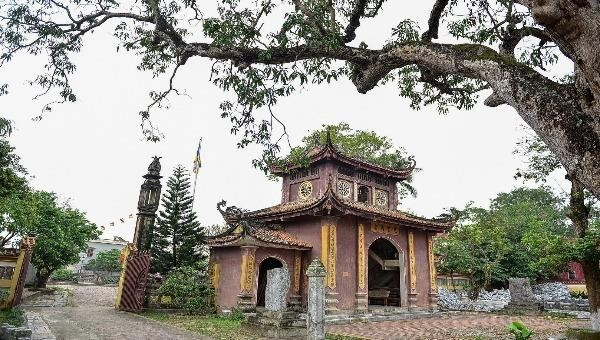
[34,270,51,289]
[581,259,600,330]
[567,178,598,330]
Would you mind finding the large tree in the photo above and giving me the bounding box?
[436,187,572,296]
[29,191,100,288]
[151,165,206,275]
[515,130,600,330]
[0,0,598,197]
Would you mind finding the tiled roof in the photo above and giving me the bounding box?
[247,197,319,217]
[207,225,312,249]
[252,228,312,248]
[337,198,453,229]
[246,189,454,230]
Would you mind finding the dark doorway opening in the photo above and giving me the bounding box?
[368,238,401,307]
[256,257,283,307]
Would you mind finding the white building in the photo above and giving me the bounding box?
[70,238,128,273]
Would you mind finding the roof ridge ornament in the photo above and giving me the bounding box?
[325,126,333,147]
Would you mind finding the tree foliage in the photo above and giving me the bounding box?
[84,249,122,272]
[28,191,100,287]
[157,265,214,313]
[0,0,598,197]
[436,187,572,293]
[151,165,206,275]
[0,138,34,247]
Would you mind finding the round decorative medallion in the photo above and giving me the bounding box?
[337,180,351,199]
[298,181,313,200]
[375,190,388,206]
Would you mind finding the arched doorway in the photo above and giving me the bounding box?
[368,238,403,307]
[256,257,284,307]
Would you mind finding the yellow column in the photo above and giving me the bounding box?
[293,252,302,294]
[321,224,329,270]
[212,263,221,290]
[239,254,248,292]
[408,231,417,294]
[428,235,437,293]
[357,224,366,290]
[327,224,337,289]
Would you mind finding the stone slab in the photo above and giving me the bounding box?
[265,267,289,312]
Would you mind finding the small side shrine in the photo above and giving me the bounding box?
[208,132,454,313]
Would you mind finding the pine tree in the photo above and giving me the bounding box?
[150,165,206,275]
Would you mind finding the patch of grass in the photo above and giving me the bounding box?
[0,309,24,327]
[141,311,269,340]
[545,311,575,319]
[565,328,600,340]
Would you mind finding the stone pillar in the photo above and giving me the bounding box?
[427,233,438,311]
[237,246,257,312]
[132,157,163,252]
[355,223,368,313]
[290,251,302,310]
[306,258,326,340]
[407,231,418,308]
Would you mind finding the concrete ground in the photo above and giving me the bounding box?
[22,285,206,340]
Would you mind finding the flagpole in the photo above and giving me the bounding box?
[191,137,202,212]
[191,168,199,211]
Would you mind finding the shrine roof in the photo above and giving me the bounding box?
[244,184,454,232]
[207,203,312,249]
[270,130,416,181]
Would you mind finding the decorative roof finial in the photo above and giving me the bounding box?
[325,126,333,147]
[147,156,162,176]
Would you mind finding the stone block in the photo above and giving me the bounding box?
[508,278,535,303]
[265,267,289,312]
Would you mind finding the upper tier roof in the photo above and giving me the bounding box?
[270,130,416,181]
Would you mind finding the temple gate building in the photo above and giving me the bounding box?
[208,133,454,313]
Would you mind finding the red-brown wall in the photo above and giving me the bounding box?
[211,247,242,309]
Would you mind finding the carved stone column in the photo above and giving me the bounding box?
[237,246,257,312]
[306,258,326,340]
[132,157,162,252]
[355,223,368,313]
[408,231,418,308]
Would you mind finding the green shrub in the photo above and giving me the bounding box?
[84,249,122,272]
[51,268,75,281]
[158,266,214,314]
[0,309,24,326]
[508,321,533,340]
[570,290,588,299]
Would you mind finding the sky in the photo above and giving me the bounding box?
[0,1,570,242]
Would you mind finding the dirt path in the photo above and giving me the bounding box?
[23,285,206,340]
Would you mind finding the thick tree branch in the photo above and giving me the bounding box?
[422,0,449,41]
[343,0,368,43]
[499,26,552,55]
